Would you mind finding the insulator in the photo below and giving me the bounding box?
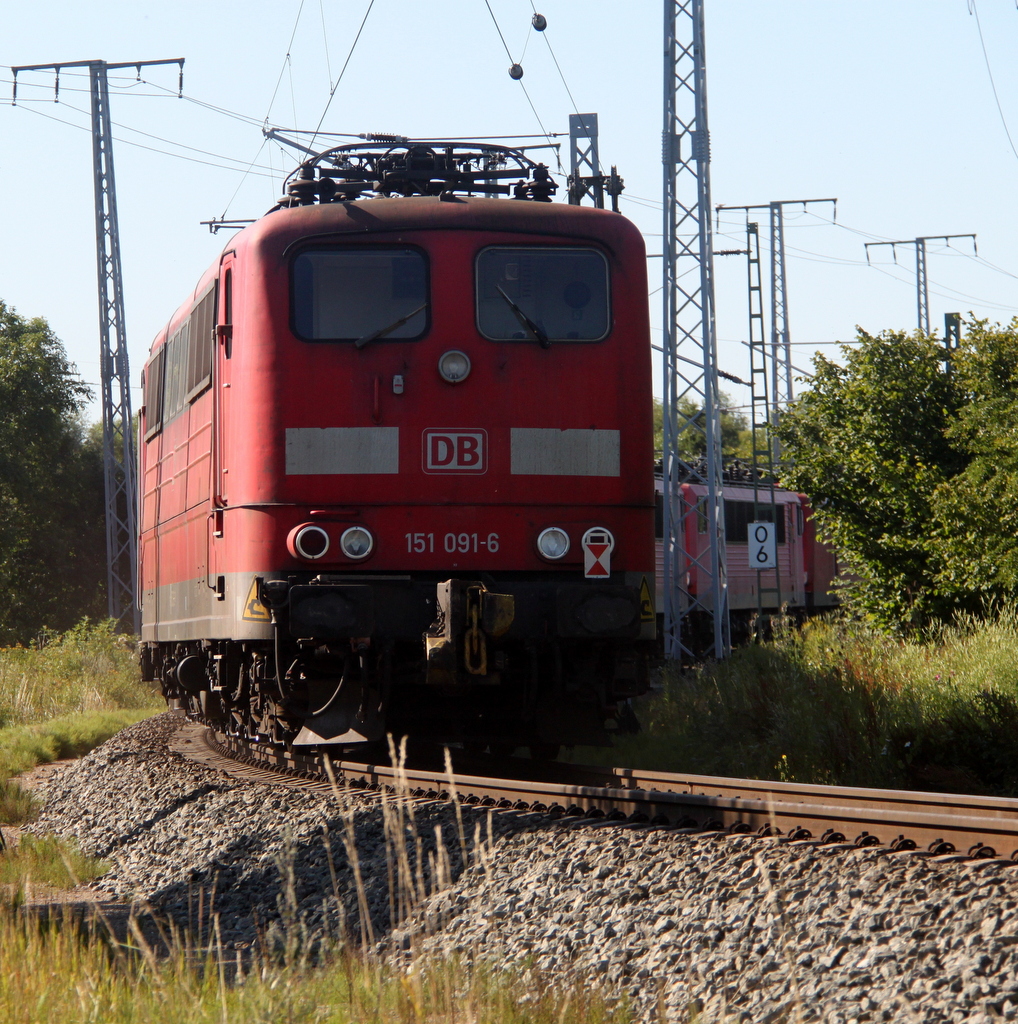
[287,176,319,205]
[317,176,337,202]
[532,13,547,31]
[508,63,524,80]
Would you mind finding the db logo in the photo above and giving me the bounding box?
[422,429,487,474]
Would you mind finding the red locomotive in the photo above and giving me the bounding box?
[138,142,657,756]
[655,474,839,643]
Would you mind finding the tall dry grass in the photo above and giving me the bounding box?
[593,610,1018,795]
[0,897,630,1024]
[0,739,633,1024]
[0,618,157,727]
[0,618,158,827]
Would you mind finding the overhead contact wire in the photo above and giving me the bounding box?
[51,97,277,170]
[220,137,270,220]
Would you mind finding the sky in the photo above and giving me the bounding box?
[1,0,1017,423]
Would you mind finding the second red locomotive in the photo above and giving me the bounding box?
[138,142,657,756]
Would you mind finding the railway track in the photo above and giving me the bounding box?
[172,721,1018,863]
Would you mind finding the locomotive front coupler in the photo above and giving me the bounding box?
[423,579,515,686]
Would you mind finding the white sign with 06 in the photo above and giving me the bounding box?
[748,521,777,570]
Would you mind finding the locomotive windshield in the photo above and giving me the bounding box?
[292,248,428,342]
[476,247,609,342]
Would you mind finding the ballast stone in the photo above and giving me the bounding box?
[28,713,1018,1023]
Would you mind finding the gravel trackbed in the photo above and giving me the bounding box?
[30,713,1018,1023]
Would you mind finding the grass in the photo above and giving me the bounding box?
[0,618,158,884]
[0,626,636,1021]
[0,618,158,728]
[585,609,1018,796]
[0,834,107,888]
[0,617,159,826]
[0,737,634,1024]
[0,901,632,1024]
[0,709,156,786]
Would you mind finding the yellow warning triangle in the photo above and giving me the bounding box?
[242,578,271,622]
[639,576,655,622]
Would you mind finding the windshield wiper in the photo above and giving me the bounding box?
[496,286,550,349]
[354,302,427,349]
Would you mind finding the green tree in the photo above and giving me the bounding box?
[930,318,1018,606]
[0,302,106,642]
[776,321,1018,630]
[653,393,751,461]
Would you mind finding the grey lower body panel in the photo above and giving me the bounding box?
[142,570,656,644]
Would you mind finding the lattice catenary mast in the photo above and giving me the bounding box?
[716,198,835,464]
[566,113,623,212]
[743,221,781,627]
[661,0,728,661]
[864,234,976,335]
[12,58,184,633]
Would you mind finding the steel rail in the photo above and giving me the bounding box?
[174,723,1018,863]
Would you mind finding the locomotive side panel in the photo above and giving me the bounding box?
[140,273,225,642]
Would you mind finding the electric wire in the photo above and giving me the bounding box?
[529,0,581,114]
[517,82,555,149]
[287,48,299,135]
[485,0,517,63]
[713,215,1018,313]
[622,192,664,207]
[525,0,598,178]
[866,261,1018,313]
[218,137,271,219]
[621,195,662,213]
[971,254,1018,281]
[482,0,555,149]
[794,212,1018,286]
[206,0,313,219]
[264,0,308,127]
[140,80,270,128]
[7,64,285,227]
[318,0,334,91]
[306,0,376,153]
[37,96,279,171]
[525,1,599,177]
[13,101,277,178]
[969,0,1018,164]
[517,17,534,64]
[6,67,272,134]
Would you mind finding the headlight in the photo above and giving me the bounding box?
[438,349,471,383]
[536,526,570,560]
[291,524,330,561]
[340,526,374,560]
